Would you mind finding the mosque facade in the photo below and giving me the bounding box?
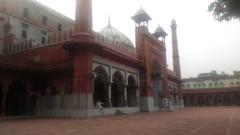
[0,0,183,117]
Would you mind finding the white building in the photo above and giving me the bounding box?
[183,71,240,89]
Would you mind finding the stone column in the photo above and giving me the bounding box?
[107,82,112,107]
[124,85,128,107]
[136,87,140,106]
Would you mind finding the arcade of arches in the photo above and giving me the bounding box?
[184,93,240,107]
[93,66,139,108]
[0,81,38,116]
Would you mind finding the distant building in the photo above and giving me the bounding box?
[0,0,74,54]
[183,71,240,89]
[183,71,240,106]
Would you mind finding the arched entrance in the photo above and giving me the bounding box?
[215,95,222,106]
[127,75,137,107]
[233,94,240,105]
[151,62,163,107]
[0,83,3,115]
[223,94,231,106]
[199,95,205,106]
[93,66,108,107]
[207,95,214,106]
[190,96,194,106]
[111,71,124,107]
[5,81,28,116]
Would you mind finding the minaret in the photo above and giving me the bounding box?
[171,19,184,108]
[171,19,181,78]
[131,7,152,62]
[75,0,92,34]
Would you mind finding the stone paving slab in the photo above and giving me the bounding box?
[0,107,239,135]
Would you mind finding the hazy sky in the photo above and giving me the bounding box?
[37,0,240,78]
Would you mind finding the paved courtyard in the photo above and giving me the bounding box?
[0,107,240,135]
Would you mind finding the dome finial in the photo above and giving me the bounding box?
[108,14,111,25]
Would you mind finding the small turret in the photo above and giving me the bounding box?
[153,25,168,42]
[131,7,152,28]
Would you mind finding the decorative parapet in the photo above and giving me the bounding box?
[5,30,138,60]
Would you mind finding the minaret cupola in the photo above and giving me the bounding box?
[153,25,168,42]
[131,7,152,28]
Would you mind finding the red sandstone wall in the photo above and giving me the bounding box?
[44,70,73,95]
[135,27,169,97]
[0,68,72,95]
[9,44,71,64]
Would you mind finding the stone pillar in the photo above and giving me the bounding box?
[72,49,93,117]
[124,85,128,107]
[107,82,112,107]
[136,87,140,106]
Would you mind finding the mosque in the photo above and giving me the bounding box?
[0,0,183,117]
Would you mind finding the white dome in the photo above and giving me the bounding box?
[99,24,134,49]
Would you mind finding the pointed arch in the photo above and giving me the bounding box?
[127,75,138,107]
[94,66,109,82]
[233,94,240,105]
[215,94,222,106]
[207,95,214,106]
[93,66,109,107]
[111,71,125,107]
[223,94,231,106]
[6,80,28,116]
[199,95,205,106]
[151,61,163,107]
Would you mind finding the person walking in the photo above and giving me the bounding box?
[96,100,104,114]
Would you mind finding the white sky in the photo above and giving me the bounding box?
[37,0,240,78]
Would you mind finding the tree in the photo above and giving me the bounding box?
[208,0,240,21]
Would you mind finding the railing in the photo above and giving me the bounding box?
[7,39,33,54]
[6,30,73,54]
[48,30,73,44]
[6,31,137,60]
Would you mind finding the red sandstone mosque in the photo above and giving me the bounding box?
[0,0,183,117]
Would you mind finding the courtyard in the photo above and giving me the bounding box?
[0,107,239,135]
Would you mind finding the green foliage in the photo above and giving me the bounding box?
[208,0,240,21]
